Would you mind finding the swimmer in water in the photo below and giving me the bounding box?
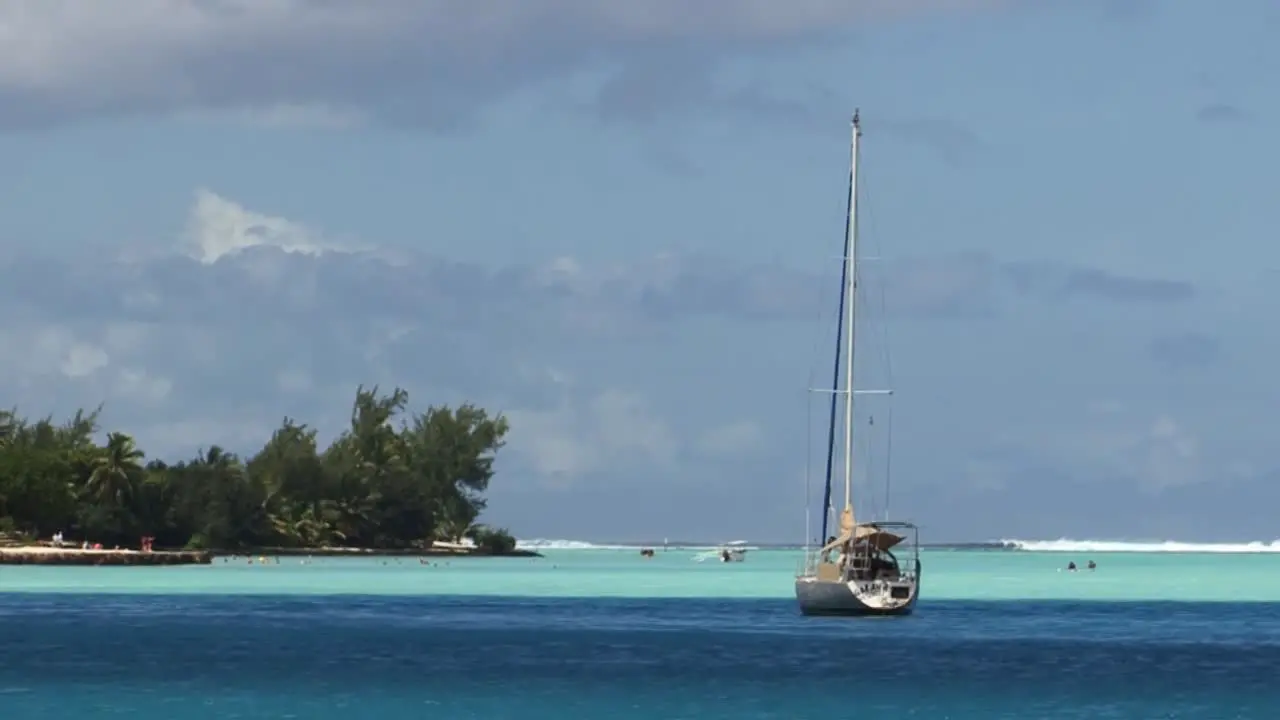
[1066,561,1077,571]
[1087,560,1096,570]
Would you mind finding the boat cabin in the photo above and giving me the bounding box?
[812,521,917,588]
[845,547,903,581]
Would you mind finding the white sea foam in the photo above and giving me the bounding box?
[515,539,634,550]
[515,538,745,551]
[1000,538,1280,553]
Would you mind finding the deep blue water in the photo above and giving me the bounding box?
[2,595,1279,718]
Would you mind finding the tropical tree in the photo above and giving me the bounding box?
[0,385,516,552]
[85,432,145,507]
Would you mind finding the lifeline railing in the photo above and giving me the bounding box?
[796,548,920,581]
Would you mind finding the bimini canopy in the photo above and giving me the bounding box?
[851,525,905,552]
[820,517,905,554]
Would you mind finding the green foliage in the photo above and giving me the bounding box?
[0,387,513,552]
[467,525,517,555]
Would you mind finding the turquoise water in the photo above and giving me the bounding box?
[5,548,1280,601]
[3,548,1280,718]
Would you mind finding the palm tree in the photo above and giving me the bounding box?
[133,461,174,540]
[86,432,145,507]
[269,498,346,547]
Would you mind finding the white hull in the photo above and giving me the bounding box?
[794,567,921,617]
[694,548,748,563]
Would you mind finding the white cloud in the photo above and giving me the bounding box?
[1060,413,1200,491]
[0,326,111,379]
[132,416,278,460]
[58,341,109,378]
[506,389,677,489]
[590,390,677,460]
[1004,409,1208,492]
[183,189,348,264]
[0,188,1229,505]
[177,102,366,130]
[114,368,173,405]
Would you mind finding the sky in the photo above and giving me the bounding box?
[1,0,1278,543]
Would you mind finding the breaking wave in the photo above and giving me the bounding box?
[518,537,1280,554]
[999,538,1280,554]
[515,539,747,551]
[515,539,636,550]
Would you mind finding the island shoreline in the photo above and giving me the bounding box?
[211,546,543,559]
[0,543,541,565]
[0,547,214,566]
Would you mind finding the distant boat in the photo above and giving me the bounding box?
[794,111,922,617]
[693,540,751,563]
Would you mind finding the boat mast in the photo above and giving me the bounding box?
[841,111,862,524]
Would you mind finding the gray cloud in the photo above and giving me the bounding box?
[1004,260,1195,304]
[0,191,1202,513]
[1196,103,1248,124]
[881,253,1196,318]
[904,466,1275,543]
[1147,332,1221,370]
[0,246,1197,345]
[0,1,1007,130]
[0,244,1201,493]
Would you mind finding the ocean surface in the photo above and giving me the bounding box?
[3,543,1280,718]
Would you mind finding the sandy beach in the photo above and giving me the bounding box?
[0,546,213,565]
[2,546,142,555]
[225,542,542,558]
[0,542,540,564]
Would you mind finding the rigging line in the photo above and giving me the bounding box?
[858,252,887,524]
[804,256,838,402]
[802,211,841,417]
[860,176,896,522]
[884,404,895,521]
[862,179,895,388]
[868,188,897,519]
[801,221,840,544]
[819,159,855,543]
[804,387,813,548]
[854,163,881,521]
[864,414,879,522]
[804,243,840,541]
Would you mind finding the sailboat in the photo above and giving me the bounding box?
[794,111,922,617]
